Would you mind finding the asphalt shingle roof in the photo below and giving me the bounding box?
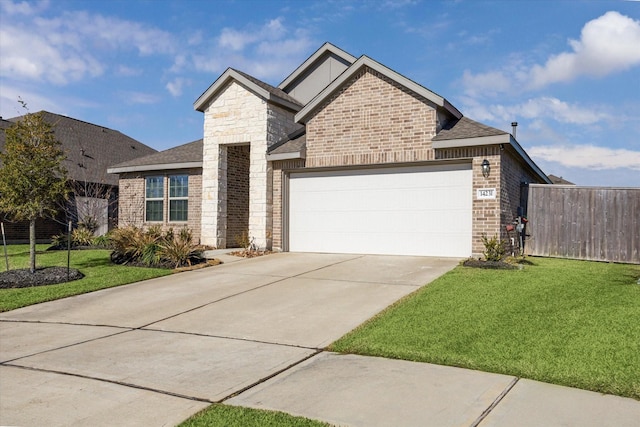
[268,129,306,155]
[0,111,157,186]
[433,116,508,141]
[231,69,304,107]
[110,139,203,169]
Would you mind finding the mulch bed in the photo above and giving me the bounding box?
[229,249,272,258]
[0,267,84,289]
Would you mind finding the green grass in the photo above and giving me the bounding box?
[330,257,640,399]
[0,244,172,312]
[179,404,330,427]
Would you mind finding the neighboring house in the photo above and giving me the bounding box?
[547,174,575,185]
[0,111,157,242]
[109,43,551,257]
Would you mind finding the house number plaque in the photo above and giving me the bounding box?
[477,188,497,199]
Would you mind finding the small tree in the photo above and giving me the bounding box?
[0,103,68,272]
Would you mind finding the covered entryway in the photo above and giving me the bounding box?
[287,163,472,257]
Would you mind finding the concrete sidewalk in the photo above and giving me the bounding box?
[1,252,639,426]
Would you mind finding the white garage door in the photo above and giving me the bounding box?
[288,163,473,257]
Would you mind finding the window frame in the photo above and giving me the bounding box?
[145,176,164,222]
[168,174,189,222]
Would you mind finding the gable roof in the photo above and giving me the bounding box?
[278,42,357,92]
[194,68,303,113]
[295,55,462,124]
[1,111,156,186]
[108,139,203,174]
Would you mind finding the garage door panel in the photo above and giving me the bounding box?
[288,164,472,257]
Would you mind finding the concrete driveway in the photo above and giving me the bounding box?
[4,252,639,427]
[0,252,459,426]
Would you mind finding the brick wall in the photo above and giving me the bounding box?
[500,147,542,254]
[271,158,306,251]
[305,67,440,167]
[226,145,250,247]
[118,168,202,243]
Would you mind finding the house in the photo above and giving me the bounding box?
[109,43,551,257]
[0,111,157,242]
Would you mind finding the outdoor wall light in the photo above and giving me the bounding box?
[481,159,491,178]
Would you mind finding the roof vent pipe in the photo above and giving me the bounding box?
[511,122,518,139]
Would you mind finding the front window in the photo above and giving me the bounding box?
[169,175,188,222]
[145,176,164,222]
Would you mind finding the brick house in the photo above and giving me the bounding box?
[1,112,157,242]
[109,43,550,257]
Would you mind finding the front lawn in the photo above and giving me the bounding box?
[0,245,171,312]
[330,257,640,399]
[179,405,330,427]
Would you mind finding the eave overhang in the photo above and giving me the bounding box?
[194,68,302,113]
[433,134,551,184]
[107,161,203,174]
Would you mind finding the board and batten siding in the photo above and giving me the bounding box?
[526,184,640,264]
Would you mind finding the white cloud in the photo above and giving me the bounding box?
[116,65,143,77]
[0,7,175,85]
[0,23,103,84]
[218,18,286,51]
[461,96,610,126]
[529,145,640,170]
[123,92,160,105]
[461,11,640,96]
[193,18,315,82]
[530,11,640,88]
[0,85,60,118]
[0,0,49,16]
[166,78,189,97]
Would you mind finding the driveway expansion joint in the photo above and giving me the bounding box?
[218,349,324,403]
[470,376,519,427]
[139,327,320,350]
[2,363,215,404]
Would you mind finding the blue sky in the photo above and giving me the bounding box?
[1,0,638,186]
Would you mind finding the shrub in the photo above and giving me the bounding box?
[159,228,203,269]
[50,233,67,248]
[72,227,94,246]
[481,234,506,262]
[92,233,111,248]
[110,225,202,268]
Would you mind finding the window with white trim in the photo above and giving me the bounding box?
[145,176,164,222]
[169,175,188,222]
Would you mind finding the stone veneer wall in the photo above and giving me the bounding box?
[201,81,298,249]
[118,168,202,243]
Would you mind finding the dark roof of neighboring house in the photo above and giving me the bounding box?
[0,111,156,186]
[108,139,203,173]
[432,116,507,141]
[547,174,575,185]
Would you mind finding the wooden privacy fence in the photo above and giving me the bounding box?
[525,184,640,264]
